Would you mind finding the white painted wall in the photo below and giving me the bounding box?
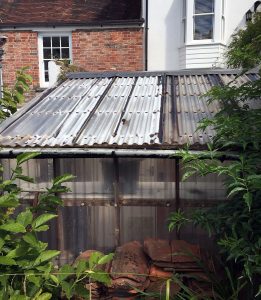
[146,0,256,71]
[147,0,183,70]
[224,0,255,44]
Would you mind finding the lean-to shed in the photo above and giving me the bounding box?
[0,70,259,262]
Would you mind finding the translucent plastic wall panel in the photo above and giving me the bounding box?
[57,206,116,263]
[57,158,114,200]
[118,158,176,201]
[179,208,217,253]
[180,162,227,201]
[120,207,174,244]
[1,159,53,198]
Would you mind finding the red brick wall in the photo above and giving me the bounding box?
[2,31,39,88]
[2,28,144,89]
[72,28,144,71]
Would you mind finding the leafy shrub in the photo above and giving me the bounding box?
[0,67,32,121]
[0,153,113,299]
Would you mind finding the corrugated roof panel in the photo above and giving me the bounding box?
[0,70,259,150]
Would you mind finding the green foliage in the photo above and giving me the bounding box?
[58,252,113,299]
[0,153,113,299]
[0,153,65,299]
[55,60,84,82]
[169,12,261,299]
[168,209,189,233]
[0,67,32,121]
[226,13,261,70]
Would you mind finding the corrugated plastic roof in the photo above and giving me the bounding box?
[0,70,259,150]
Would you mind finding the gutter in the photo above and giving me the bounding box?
[0,147,239,160]
[0,19,145,29]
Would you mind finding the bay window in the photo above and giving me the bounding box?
[193,0,214,40]
[180,0,226,69]
[183,0,224,44]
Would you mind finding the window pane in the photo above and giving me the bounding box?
[52,48,61,59]
[194,15,213,39]
[45,71,49,82]
[43,37,51,47]
[44,60,49,72]
[52,36,60,47]
[61,48,70,59]
[195,0,214,14]
[43,48,51,59]
[61,36,69,47]
[183,0,186,17]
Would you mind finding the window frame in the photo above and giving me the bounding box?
[193,0,215,41]
[38,32,72,88]
[184,0,224,45]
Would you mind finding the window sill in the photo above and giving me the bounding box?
[179,41,226,49]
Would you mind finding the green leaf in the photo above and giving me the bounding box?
[58,264,75,281]
[26,272,41,287]
[227,186,246,198]
[0,238,5,251]
[15,174,34,183]
[34,250,60,265]
[0,194,19,207]
[50,274,59,285]
[0,256,17,265]
[17,209,33,227]
[76,260,87,278]
[89,251,103,269]
[89,272,111,284]
[34,225,49,232]
[36,262,52,275]
[61,281,74,299]
[32,214,57,229]
[53,174,75,186]
[74,283,89,299]
[6,245,27,258]
[0,223,26,233]
[34,293,52,300]
[23,233,39,247]
[243,192,253,211]
[97,253,114,265]
[16,152,41,165]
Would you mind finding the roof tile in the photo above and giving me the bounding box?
[0,0,142,27]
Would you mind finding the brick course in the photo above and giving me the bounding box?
[2,31,39,88]
[72,28,143,72]
[1,27,144,90]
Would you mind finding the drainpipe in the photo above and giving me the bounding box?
[0,36,7,93]
[144,0,148,71]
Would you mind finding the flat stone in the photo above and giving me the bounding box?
[171,240,201,263]
[144,238,172,262]
[149,265,173,281]
[110,241,149,284]
[154,261,200,269]
[109,277,142,291]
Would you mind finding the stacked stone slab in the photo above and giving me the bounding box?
[75,239,214,299]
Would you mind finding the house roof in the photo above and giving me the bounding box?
[0,70,259,151]
[0,0,143,28]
